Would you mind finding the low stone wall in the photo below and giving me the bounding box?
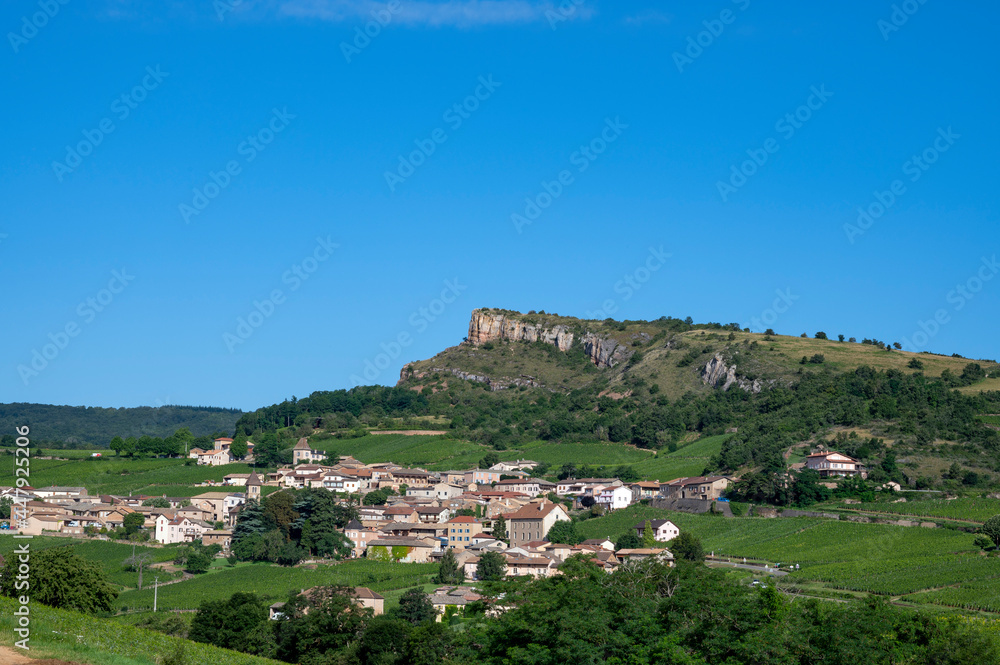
[779,509,840,520]
[650,497,733,517]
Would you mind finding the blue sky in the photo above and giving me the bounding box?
[2,0,997,411]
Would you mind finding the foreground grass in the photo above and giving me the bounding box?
[0,597,282,665]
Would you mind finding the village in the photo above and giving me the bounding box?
[1,434,874,621]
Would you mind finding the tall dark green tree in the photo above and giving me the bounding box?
[436,548,464,584]
[476,551,507,581]
[0,548,117,613]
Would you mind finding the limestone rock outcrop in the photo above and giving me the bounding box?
[467,310,575,351]
[702,353,762,393]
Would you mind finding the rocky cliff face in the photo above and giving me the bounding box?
[581,333,632,369]
[467,309,630,369]
[399,364,543,391]
[702,353,763,393]
[467,310,575,351]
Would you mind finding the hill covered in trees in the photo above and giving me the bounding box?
[0,402,243,448]
[233,309,1000,496]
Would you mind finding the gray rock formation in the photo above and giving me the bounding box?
[702,353,763,393]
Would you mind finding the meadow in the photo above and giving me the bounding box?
[575,505,996,597]
[116,559,438,612]
[0,596,281,665]
[18,456,255,496]
[0,536,182,589]
[841,497,1000,524]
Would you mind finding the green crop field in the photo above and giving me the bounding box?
[980,415,1000,425]
[310,434,489,470]
[842,497,1000,523]
[19,456,256,496]
[576,506,996,597]
[0,596,281,665]
[514,440,652,467]
[0,536,182,589]
[116,559,438,611]
[910,579,1000,613]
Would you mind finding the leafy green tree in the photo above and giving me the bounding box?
[670,532,705,562]
[189,592,273,656]
[436,548,464,584]
[262,490,298,537]
[974,535,995,551]
[123,512,146,535]
[363,489,389,505]
[477,551,506,581]
[0,548,118,613]
[479,452,500,469]
[392,587,436,625]
[142,497,171,508]
[613,465,640,483]
[814,331,828,340]
[982,515,1000,548]
[546,520,581,545]
[274,586,370,665]
[615,531,641,550]
[109,436,125,456]
[186,550,213,574]
[229,432,248,459]
[359,616,412,665]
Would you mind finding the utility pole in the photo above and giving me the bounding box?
[153,576,159,612]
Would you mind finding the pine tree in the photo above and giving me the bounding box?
[642,520,656,548]
[435,548,463,584]
[493,515,507,543]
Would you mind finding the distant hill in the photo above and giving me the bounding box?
[0,403,243,447]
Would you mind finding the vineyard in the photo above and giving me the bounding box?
[115,559,438,611]
[840,497,1000,524]
[576,506,998,598]
[0,596,281,665]
[909,579,1000,613]
[23,456,256,495]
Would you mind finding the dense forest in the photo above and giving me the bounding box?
[0,403,243,447]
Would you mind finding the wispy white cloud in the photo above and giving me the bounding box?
[622,9,671,27]
[277,0,592,28]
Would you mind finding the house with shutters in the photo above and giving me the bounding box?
[446,515,481,549]
[507,500,570,546]
[634,519,679,543]
[659,476,731,501]
[805,451,867,479]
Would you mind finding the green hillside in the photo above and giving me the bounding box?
[0,402,243,447]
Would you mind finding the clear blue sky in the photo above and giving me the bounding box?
[2,1,997,411]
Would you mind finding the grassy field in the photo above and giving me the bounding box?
[18,456,255,496]
[829,497,1000,523]
[0,596,281,665]
[116,559,438,611]
[576,505,997,598]
[309,433,489,471]
[0,536,183,590]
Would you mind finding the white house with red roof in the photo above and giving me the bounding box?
[805,451,867,479]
